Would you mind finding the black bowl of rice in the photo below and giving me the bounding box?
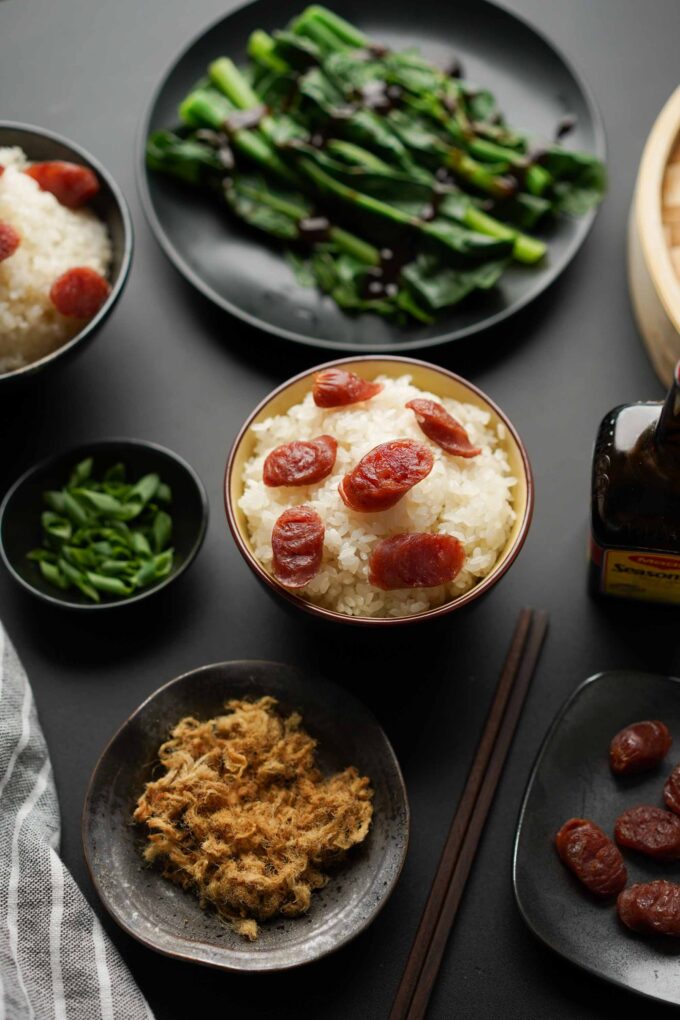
[225,356,534,627]
[0,122,133,386]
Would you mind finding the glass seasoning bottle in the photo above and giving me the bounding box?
[590,363,680,603]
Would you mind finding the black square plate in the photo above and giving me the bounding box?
[514,671,680,1007]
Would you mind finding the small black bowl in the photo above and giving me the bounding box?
[83,660,409,971]
[0,439,208,611]
[0,122,133,388]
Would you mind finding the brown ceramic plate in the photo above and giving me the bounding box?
[82,660,409,971]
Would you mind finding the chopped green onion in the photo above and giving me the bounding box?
[27,458,176,602]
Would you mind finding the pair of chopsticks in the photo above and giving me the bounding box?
[389,607,548,1020]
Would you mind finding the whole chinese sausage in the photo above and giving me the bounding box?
[555,818,627,897]
[614,805,680,860]
[609,720,672,775]
[618,881,680,937]
[664,764,680,816]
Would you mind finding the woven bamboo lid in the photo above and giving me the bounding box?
[629,86,680,386]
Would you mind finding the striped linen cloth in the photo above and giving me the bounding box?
[0,623,154,1020]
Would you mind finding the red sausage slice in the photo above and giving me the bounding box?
[0,222,20,262]
[339,440,433,513]
[615,805,680,860]
[555,818,627,897]
[618,881,680,937]
[50,267,110,319]
[24,161,100,208]
[263,435,337,487]
[609,720,672,774]
[406,399,481,458]
[369,533,465,590]
[312,368,382,408]
[271,505,324,588]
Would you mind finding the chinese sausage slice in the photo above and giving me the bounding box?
[406,398,481,458]
[25,160,100,208]
[312,369,382,409]
[339,440,433,513]
[263,436,337,487]
[271,506,324,589]
[369,533,465,591]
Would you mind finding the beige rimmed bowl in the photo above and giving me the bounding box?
[224,356,534,627]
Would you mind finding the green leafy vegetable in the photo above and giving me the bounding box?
[145,4,606,322]
[402,254,509,310]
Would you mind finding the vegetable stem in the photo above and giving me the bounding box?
[247,30,290,72]
[299,6,369,48]
[209,57,260,110]
[461,206,546,264]
[291,9,353,53]
[180,89,299,184]
[326,140,392,171]
[446,149,516,199]
[329,227,380,265]
[237,180,309,220]
[298,156,416,227]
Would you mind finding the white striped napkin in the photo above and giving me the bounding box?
[0,623,154,1020]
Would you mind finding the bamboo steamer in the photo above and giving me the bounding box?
[629,86,680,386]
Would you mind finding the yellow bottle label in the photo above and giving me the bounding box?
[602,549,680,603]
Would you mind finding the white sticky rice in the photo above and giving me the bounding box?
[0,146,111,374]
[239,374,517,618]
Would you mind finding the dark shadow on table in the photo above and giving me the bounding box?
[165,235,590,388]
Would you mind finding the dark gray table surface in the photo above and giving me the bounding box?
[2,0,680,1017]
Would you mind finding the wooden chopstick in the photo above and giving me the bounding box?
[388,607,533,1020]
[389,608,548,1020]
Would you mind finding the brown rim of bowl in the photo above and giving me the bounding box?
[224,355,534,627]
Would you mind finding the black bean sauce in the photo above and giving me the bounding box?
[194,129,235,171]
[555,114,577,141]
[445,57,464,79]
[297,216,331,243]
[223,105,268,134]
[360,246,411,300]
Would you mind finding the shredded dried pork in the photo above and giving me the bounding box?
[133,696,373,939]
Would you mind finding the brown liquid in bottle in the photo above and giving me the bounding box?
[590,363,680,603]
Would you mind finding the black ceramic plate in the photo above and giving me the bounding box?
[139,0,605,352]
[82,661,409,971]
[514,670,680,1007]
